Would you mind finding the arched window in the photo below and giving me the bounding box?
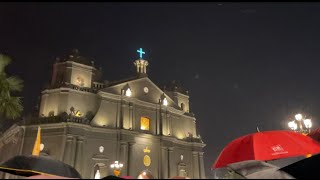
[140,117,150,131]
[181,103,185,111]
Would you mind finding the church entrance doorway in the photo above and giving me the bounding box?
[93,163,108,179]
[137,170,154,179]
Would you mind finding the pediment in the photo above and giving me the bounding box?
[100,77,180,109]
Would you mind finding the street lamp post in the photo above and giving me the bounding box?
[110,161,123,177]
[288,113,312,135]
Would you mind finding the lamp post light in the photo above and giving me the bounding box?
[110,161,123,177]
[288,113,312,135]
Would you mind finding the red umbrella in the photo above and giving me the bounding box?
[213,130,320,168]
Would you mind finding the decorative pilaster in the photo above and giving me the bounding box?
[74,137,84,174]
[127,142,135,177]
[159,101,163,136]
[167,113,171,136]
[192,151,200,179]
[129,103,133,130]
[70,137,77,167]
[161,111,166,135]
[161,147,168,179]
[120,142,128,175]
[119,100,125,129]
[168,147,174,178]
[199,152,205,179]
[63,135,74,166]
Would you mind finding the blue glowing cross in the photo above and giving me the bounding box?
[137,48,145,59]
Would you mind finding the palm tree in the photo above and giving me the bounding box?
[0,54,23,120]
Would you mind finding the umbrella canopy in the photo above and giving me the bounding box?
[213,130,320,168]
[25,174,78,179]
[0,155,82,178]
[281,153,320,178]
[101,175,124,179]
[120,176,134,179]
[226,160,294,179]
[266,156,305,168]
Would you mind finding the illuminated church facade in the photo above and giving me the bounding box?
[0,49,206,179]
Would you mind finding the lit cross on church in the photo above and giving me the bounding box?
[137,48,145,59]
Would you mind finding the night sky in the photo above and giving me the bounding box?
[2,2,320,176]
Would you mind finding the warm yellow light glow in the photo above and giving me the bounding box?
[75,111,82,117]
[176,132,185,139]
[140,117,150,130]
[76,77,84,87]
[40,144,44,152]
[137,175,143,179]
[126,88,132,97]
[304,119,312,128]
[288,121,297,130]
[110,161,123,177]
[113,170,120,177]
[306,154,312,158]
[143,155,151,167]
[295,114,303,121]
[143,147,151,153]
[163,98,168,106]
[94,170,101,179]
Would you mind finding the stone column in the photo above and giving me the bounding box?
[127,142,135,177]
[167,113,171,135]
[131,103,136,131]
[192,151,200,179]
[120,103,126,129]
[120,142,128,176]
[74,137,84,174]
[63,135,74,166]
[159,104,163,135]
[161,147,168,179]
[168,147,174,178]
[129,104,133,130]
[199,152,205,179]
[161,111,166,135]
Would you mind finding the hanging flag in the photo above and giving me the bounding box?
[32,127,41,156]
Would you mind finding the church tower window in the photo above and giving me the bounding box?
[76,76,85,87]
[140,117,150,130]
[181,103,185,111]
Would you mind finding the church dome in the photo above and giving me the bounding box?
[56,49,93,66]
